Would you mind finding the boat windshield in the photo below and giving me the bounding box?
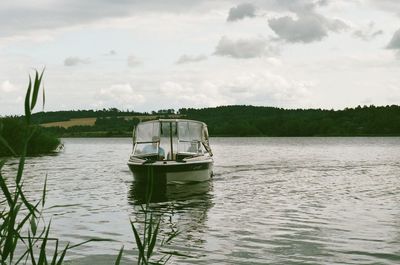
[135,122,160,143]
[133,120,212,159]
[176,121,204,155]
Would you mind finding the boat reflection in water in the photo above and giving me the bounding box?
[129,180,213,205]
[128,180,214,261]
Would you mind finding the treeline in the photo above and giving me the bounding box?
[8,104,400,137]
[179,105,400,136]
[0,118,60,156]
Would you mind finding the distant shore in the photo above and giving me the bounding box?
[4,104,400,138]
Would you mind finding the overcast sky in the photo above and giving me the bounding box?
[1,0,400,115]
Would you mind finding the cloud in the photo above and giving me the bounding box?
[268,13,348,43]
[387,28,400,49]
[367,0,400,16]
[98,83,145,108]
[176,54,207,64]
[353,23,383,41]
[157,71,312,108]
[352,22,383,41]
[64,56,90,66]
[224,72,311,105]
[1,80,17,93]
[105,50,117,56]
[257,0,328,14]
[227,3,256,22]
[214,36,277,59]
[127,55,142,67]
[0,0,215,39]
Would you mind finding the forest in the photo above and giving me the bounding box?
[3,105,400,137]
[180,105,400,136]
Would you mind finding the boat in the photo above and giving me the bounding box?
[128,119,213,184]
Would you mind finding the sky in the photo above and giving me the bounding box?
[1,0,400,115]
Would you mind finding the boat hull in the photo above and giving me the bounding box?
[128,160,213,184]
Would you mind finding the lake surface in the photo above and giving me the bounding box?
[2,137,400,264]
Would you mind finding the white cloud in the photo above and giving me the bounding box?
[105,50,117,56]
[387,28,400,49]
[64,56,90,66]
[176,54,207,64]
[224,72,312,105]
[353,22,383,41]
[214,36,277,58]
[227,3,256,22]
[268,13,348,43]
[98,83,145,108]
[158,80,231,108]
[0,0,220,39]
[156,70,312,109]
[1,80,17,93]
[367,0,400,15]
[127,55,142,68]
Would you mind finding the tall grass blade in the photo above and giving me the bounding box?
[24,76,32,124]
[16,201,39,231]
[42,174,48,207]
[50,240,59,265]
[114,246,124,265]
[31,71,39,110]
[37,223,51,265]
[163,231,181,245]
[55,248,67,265]
[56,243,69,265]
[147,213,153,251]
[42,84,46,111]
[3,216,15,262]
[147,219,160,260]
[159,251,194,258]
[16,127,35,185]
[30,216,37,236]
[16,184,38,216]
[67,238,114,249]
[130,220,147,265]
[13,248,30,265]
[27,232,37,265]
[0,172,13,207]
[16,155,26,185]
[31,69,44,111]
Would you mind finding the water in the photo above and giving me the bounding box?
[2,137,400,264]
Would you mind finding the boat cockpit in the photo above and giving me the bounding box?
[131,119,212,162]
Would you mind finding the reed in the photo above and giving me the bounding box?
[122,168,183,265]
[0,70,104,264]
[0,69,69,264]
[0,70,182,265]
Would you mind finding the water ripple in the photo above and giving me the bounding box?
[1,137,400,264]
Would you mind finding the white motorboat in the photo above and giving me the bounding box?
[128,119,213,184]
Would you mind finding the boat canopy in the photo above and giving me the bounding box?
[133,119,212,159]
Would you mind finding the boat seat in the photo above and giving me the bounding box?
[176,153,195,161]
